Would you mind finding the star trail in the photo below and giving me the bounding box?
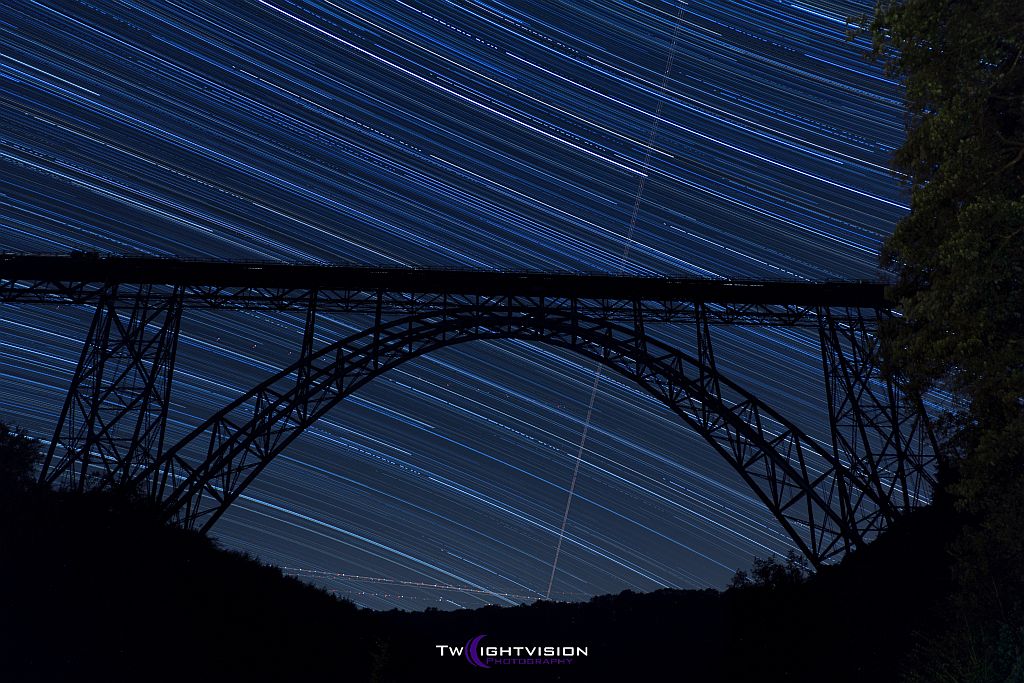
[0,0,907,610]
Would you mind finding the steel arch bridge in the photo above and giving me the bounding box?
[1,253,938,567]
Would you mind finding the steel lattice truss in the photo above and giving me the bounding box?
[1,254,939,567]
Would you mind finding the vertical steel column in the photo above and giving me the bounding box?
[694,303,720,428]
[629,298,651,384]
[40,284,184,496]
[372,288,383,370]
[295,289,318,421]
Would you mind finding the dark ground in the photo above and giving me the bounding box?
[0,481,953,682]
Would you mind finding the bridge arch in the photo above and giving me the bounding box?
[132,305,893,566]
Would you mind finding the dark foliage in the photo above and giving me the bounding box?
[0,419,955,682]
[0,422,42,494]
[293,502,955,682]
[866,0,1024,678]
[0,459,373,681]
[728,550,809,590]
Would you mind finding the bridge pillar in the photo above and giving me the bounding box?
[818,307,938,517]
[39,285,183,496]
[294,289,318,419]
[695,303,720,426]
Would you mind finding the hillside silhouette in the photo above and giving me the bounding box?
[1,424,955,682]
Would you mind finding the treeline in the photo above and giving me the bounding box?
[0,424,955,682]
[866,0,1024,678]
[0,427,374,681]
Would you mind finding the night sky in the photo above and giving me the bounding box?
[0,0,907,609]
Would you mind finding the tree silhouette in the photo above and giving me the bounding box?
[868,0,1024,678]
[729,550,809,590]
[0,421,41,494]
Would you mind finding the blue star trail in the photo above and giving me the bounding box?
[0,0,906,609]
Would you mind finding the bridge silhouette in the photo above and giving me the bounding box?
[1,253,937,567]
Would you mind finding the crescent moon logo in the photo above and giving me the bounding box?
[465,634,490,668]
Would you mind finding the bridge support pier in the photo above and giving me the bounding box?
[39,285,183,495]
[818,307,938,520]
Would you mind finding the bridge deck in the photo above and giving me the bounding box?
[1,253,887,307]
